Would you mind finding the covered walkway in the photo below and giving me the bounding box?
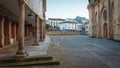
[0,36,50,59]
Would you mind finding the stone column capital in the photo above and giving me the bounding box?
[7,18,12,23]
[0,17,5,22]
[18,0,25,5]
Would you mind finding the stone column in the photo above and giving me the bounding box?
[39,19,43,41]
[8,20,12,45]
[14,23,17,43]
[41,20,44,41]
[43,13,46,39]
[43,20,46,39]
[42,20,45,40]
[114,0,120,40]
[33,15,40,45]
[98,3,102,38]
[0,17,4,48]
[107,0,113,39]
[26,25,29,38]
[15,0,27,58]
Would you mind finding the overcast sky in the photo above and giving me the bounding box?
[46,0,89,19]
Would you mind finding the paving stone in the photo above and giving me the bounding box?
[50,35,120,68]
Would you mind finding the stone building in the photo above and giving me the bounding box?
[88,0,120,41]
[0,0,46,57]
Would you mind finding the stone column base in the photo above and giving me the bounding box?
[33,41,40,46]
[15,50,28,58]
[39,39,44,42]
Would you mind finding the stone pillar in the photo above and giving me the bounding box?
[87,4,94,37]
[33,15,40,45]
[43,13,46,39]
[15,0,27,58]
[39,19,45,41]
[14,23,17,43]
[107,0,114,39]
[8,20,12,45]
[44,20,46,39]
[39,19,43,41]
[43,20,46,39]
[0,17,4,48]
[98,3,102,38]
[27,25,29,38]
[42,20,44,41]
[114,0,120,40]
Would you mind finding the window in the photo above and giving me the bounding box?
[103,10,107,21]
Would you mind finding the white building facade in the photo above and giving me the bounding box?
[59,21,82,31]
[47,18,65,28]
[46,18,85,32]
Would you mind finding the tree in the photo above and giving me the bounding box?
[45,24,51,30]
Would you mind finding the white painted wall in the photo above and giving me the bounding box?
[47,19,64,28]
[24,0,44,19]
[59,22,82,31]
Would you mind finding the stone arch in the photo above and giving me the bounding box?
[101,6,108,38]
[102,9,107,22]
[100,6,107,23]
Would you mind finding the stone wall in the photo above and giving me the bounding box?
[114,0,120,40]
[88,0,120,41]
[47,31,80,35]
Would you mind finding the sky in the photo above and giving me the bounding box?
[46,0,89,20]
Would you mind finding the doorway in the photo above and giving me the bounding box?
[103,23,107,38]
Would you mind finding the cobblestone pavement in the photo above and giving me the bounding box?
[50,35,120,68]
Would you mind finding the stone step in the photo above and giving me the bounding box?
[0,55,53,63]
[0,60,60,67]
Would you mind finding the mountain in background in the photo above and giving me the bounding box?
[74,16,83,23]
[74,16,89,24]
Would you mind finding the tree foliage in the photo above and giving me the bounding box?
[46,24,51,30]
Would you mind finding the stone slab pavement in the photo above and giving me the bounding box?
[0,35,51,59]
[0,35,71,68]
[50,35,120,68]
[26,35,51,56]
